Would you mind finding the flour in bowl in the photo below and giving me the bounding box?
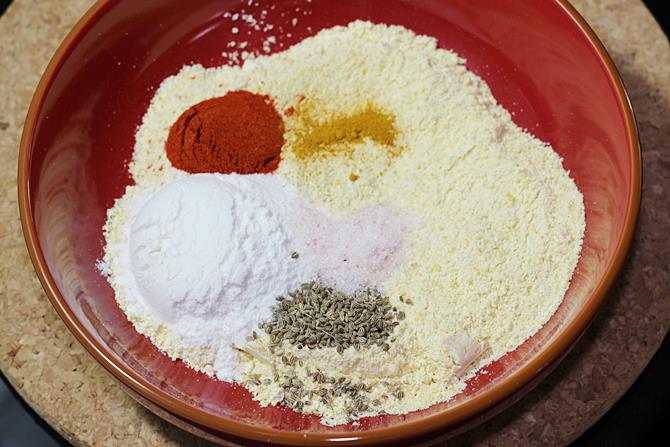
[100,20,585,424]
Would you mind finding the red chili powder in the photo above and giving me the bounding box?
[165,90,285,174]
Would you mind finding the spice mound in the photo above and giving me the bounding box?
[260,282,403,354]
[165,90,284,174]
[291,103,398,160]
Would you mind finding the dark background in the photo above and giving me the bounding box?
[0,0,667,446]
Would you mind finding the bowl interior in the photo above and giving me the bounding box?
[22,0,636,442]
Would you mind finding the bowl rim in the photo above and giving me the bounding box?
[17,0,641,445]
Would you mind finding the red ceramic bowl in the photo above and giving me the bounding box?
[18,0,640,445]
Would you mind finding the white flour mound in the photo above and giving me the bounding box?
[102,174,312,380]
[129,174,308,324]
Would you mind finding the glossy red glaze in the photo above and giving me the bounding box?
[19,0,640,445]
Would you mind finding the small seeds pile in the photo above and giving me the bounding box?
[306,371,405,415]
[245,369,405,418]
[260,281,403,354]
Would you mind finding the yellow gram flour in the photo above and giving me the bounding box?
[104,21,585,425]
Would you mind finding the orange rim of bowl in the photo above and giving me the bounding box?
[17,0,641,445]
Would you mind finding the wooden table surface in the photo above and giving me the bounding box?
[1,0,668,445]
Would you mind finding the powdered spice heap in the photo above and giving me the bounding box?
[292,103,398,159]
[166,90,285,174]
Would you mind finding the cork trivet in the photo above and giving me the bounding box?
[0,1,668,446]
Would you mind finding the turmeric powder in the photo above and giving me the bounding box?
[291,103,398,159]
